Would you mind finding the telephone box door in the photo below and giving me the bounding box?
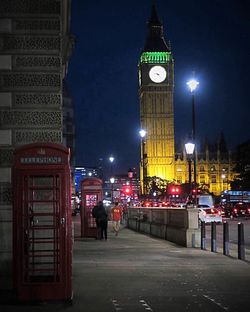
[13,144,72,301]
[81,178,103,238]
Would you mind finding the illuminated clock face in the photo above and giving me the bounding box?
[149,65,167,83]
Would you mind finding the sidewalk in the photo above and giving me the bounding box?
[1,217,250,311]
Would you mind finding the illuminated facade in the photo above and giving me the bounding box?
[139,4,237,196]
[175,135,237,195]
[139,4,175,188]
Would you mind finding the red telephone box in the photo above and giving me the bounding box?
[80,177,103,238]
[13,143,72,302]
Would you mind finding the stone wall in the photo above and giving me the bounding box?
[127,207,201,247]
[0,0,72,288]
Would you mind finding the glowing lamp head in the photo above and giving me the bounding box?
[139,129,146,138]
[185,142,195,155]
[187,79,199,92]
[110,177,115,183]
[109,156,114,163]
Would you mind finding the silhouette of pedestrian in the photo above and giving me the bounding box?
[111,202,123,236]
[93,201,108,240]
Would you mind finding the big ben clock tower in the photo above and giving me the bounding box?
[139,3,175,188]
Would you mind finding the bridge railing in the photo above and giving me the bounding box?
[127,207,201,248]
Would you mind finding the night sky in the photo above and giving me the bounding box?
[66,0,250,177]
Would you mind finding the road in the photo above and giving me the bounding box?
[203,218,250,260]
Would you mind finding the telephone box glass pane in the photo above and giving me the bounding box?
[23,175,61,283]
[30,177,54,186]
[85,194,97,228]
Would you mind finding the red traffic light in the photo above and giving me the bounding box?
[192,189,200,194]
[122,185,132,195]
[170,186,180,194]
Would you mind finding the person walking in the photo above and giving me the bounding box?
[111,202,123,236]
[92,201,108,240]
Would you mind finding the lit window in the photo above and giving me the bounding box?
[200,175,205,184]
[211,175,216,183]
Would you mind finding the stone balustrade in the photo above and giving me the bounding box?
[127,207,200,248]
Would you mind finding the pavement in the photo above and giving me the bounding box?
[1,216,250,312]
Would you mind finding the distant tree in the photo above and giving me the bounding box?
[231,140,250,190]
[145,176,172,196]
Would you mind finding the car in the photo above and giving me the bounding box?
[222,202,250,218]
[198,205,222,223]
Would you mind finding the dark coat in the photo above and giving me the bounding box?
[93,204,108,221]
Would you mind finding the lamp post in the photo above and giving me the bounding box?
[185,142,195,202]
[139,129,147,195]
[109,156,114,175]
[110,176,115,203]
[187,78,199,204]
[109,156,115,203]
[185,142,195,200]
[128,168,133,204]
[221,173,226,193]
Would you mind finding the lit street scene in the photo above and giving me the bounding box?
[0,0,250,311]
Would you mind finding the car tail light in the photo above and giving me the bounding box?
[248,208,250,213]
[234,208,238,213]
[218,210,221,215]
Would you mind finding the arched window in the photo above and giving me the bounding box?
[200,166,205,172]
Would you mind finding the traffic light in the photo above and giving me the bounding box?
[122,184,132,195]
[192,189,200,194]
[170,186,180,195]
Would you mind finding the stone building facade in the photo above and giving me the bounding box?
[175,134,237,196]
[0,0,73,284]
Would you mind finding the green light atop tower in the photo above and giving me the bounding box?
[140,52,172,64]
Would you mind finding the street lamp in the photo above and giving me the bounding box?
[128,168,133,203]
[109,156,114,162]
[221,173,227,193]
[110,176,115,203]
[187,78,199,204]
[185,141,195,203]
[139,129,147,195]
[109,155,114,175]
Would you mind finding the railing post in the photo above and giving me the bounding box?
[211,222,217,252]
[223,221,229,256]
[201,221,206,250]
[238,222,245,260]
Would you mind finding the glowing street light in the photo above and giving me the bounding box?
[109,155,114,176]
[109,156,114,163]
[187,78,199,205]
[139,129,146,138]
[110,177,115,203]
[185,141,195,201]
[185,142,195,155]
[139,129,147,195]
[187,79,199,93]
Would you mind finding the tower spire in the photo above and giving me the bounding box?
[144,2,170,52]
